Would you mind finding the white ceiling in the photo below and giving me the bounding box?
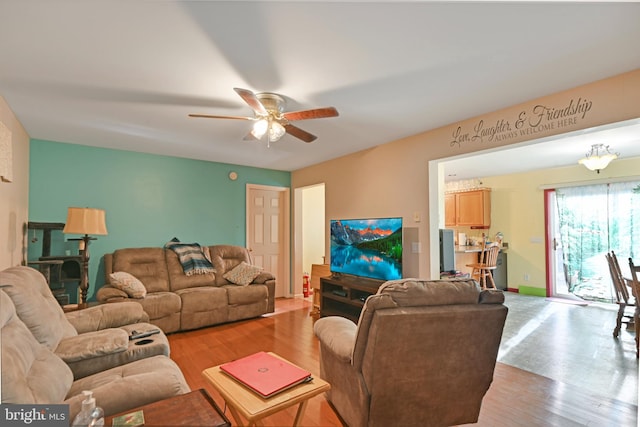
[1,1,639,173]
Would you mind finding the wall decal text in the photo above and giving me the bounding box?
[449,97,593,147]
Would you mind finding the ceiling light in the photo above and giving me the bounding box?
[251,119,286,147]
[578,144,618,173]
[251,119,268,139]
[268,121,285,142]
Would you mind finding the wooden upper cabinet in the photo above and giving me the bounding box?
[444,193,457,227]
[445,189,491,228]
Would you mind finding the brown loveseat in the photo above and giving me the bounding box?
[97,245,276,333]
[314,278,508,427]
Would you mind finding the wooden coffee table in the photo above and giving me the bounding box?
[202,352,330,427]
[104,389,230,426]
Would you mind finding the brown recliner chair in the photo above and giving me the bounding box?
[0,290,190,421]
[314,278,508,427]
[0,266,170,379]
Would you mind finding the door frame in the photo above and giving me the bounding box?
[544,189,555,297]
[246,184,291,298]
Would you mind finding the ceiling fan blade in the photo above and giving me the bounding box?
[188,114,254,120]
[234,88,268,115]
[284,124,317,143]
[283,107,339,121]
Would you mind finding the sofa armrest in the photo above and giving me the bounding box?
[55,329,129,362]
[252,271,275,284]
[66,302,150,334]
[96,285,129,302]
[313,316,357,362]
[479,289,505,304]
[257,279,276,313]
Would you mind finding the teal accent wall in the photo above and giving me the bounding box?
[28,139,290,301]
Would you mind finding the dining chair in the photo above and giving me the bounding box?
[605,251,635,338]
[466,242,500,290]
[627,257,640,358]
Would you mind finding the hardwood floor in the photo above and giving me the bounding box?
[168,298,637,426]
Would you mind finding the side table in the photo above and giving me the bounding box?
[104,389,230,427]
[202,352,330,426]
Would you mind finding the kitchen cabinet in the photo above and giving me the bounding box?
[444,193,457,226]
[444,189,491,228]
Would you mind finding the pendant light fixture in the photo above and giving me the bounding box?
[578,144,619,173]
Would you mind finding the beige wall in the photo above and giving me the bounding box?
[0,96,29,269]
[292,69,640,284]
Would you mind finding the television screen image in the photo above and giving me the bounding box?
[330,217,403,281]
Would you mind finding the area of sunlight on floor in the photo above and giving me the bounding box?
[500,292,638,406]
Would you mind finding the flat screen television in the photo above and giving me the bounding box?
[330,217,403,282]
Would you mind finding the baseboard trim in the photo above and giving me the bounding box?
[518,286,547,297]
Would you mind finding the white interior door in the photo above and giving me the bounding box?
[247,185,289,298]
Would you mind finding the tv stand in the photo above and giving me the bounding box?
[320,275,384,322]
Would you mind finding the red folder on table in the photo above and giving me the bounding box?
[219,351,312,398]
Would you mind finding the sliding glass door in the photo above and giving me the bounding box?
[548,181,640,302]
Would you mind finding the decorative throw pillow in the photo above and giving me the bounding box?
[109,271,147,298]
[223,262,263,286]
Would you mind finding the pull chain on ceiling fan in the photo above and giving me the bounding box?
[189,88,339,146]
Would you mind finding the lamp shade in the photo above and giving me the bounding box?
[62,207,108,235]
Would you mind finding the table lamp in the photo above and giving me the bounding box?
[63,207,108,306]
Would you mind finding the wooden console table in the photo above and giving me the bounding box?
[310,264,331,317]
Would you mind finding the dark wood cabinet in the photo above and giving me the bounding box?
[320,275,383,322]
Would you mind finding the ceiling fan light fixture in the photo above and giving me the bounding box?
[268,121,286,142]
[578,143,619,173]
[251,119,269,139]
[189,88,338,144]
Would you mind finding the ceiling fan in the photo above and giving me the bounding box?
[189,88,339,145]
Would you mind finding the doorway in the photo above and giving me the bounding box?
[433,119,640,293]
[546,181,640,302]
[294,183,325,297]
[246,184,290,298]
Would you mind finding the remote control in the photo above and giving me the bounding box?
[129,329,161,340]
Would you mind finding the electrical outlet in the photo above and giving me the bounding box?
[524,273,530,281]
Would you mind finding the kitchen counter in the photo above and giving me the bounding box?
[455,245,507,253]
[455,245,483,253]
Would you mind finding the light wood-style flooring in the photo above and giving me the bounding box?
[168,297,637,426]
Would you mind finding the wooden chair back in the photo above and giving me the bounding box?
[482,244,500,270]
[628,257,640,300]
[607,251,630,303]
[627,257,640,358]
